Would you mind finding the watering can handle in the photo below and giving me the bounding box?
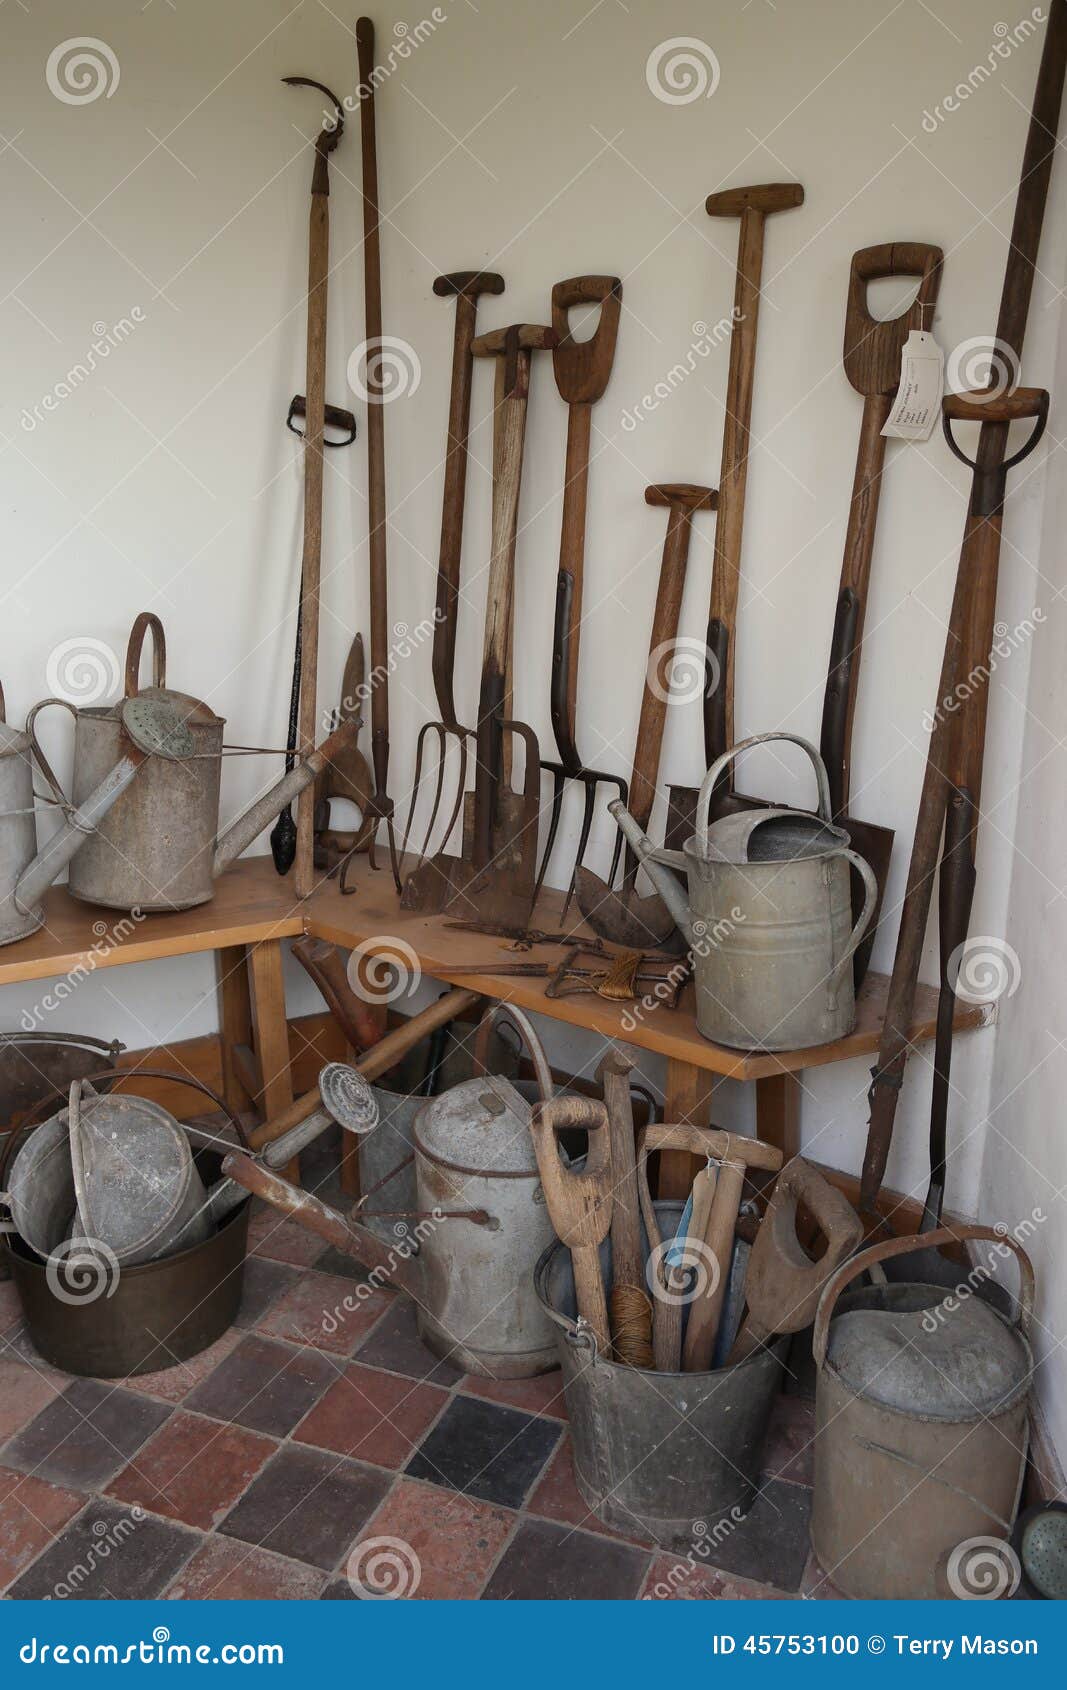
[472,1002,553,1102]
[124,612,167,697]
[695,732,833,853]
[826,846,879,992]
[24,697,76,811]
[812,1224,1036,1370]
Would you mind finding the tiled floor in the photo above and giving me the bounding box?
[0,1194,829,1601]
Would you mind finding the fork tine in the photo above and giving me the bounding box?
[534,766,566,902]
[403,721,437,858]
[562,779,598,921]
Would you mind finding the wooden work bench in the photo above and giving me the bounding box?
[0,858,992,1203]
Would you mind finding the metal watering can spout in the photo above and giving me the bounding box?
[607,799,695,945]
[8,697,195,935]
[211,719,358,879]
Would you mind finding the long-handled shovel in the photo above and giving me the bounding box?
[666,183,803,846]
[861,0,1066,1211]
[535,276,627,912]
[276,77,344,894]
[349,17,402,894]
[401,325,555,926]
[575,484,715,948]
[597,1048,653,1367]
[402,271,505,862]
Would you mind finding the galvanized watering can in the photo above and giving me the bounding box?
[0,674,195,948]
[611,733,878,1050]
[811,1226,1034,1601]
[58,613,356,912]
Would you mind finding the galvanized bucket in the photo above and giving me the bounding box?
[652,734,878,1050]
[811,1226,1034,1600]
[535,1199,786,1547]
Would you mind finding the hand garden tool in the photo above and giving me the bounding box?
[271,76,345,896]
[612,733,879,1051]
[352,17,403,896]
[637,1122,725,1370]
[535,276,627,911]
[311,634,375,873]
[595,1047,652,1367]
[681,1130,782,1372]
[401,324,556,926]
[246,986,484,1151]
[402,270,505,863]
[861,0,1066,1212]
[49,612,359,914]
[575,483,716,950]
[726,1157,862,1362]
[666,183,804,848]
[530,1094,614,1355]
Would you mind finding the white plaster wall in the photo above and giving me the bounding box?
[1,0,1063,1389]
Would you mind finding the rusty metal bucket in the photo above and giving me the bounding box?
[811,1226,1034,1600]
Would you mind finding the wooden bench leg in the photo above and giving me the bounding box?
[247,939,296,1177]
[216,944,254,1115]
[755,1071,801,1161]
[659,1058,715,1198]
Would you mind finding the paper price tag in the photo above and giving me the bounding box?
[881,329,944,441]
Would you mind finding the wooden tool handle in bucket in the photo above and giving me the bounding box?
[530,1095,613,1355]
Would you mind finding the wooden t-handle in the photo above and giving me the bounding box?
[433,271,505,301]
[705,182,804,219]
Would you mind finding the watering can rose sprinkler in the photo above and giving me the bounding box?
[0,695,194,949]
[609,733,879,1051]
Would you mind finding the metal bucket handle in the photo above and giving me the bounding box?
[472,1002,553,1102]
[24,697,77,810]
[124,612,167,697]
[695,732,834,856]
[825,845,880,992]
[813,1224,1036,1371]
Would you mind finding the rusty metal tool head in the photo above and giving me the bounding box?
[403,271,506,865]
[576,483,716,950]
[535,277,628,916]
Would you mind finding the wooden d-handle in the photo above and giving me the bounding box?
[705,182,804,218]
[550,275,622,405]
[530,1096,613,1355]
[124,612,166,698]
[843,242,943,397]
[942,385,1049,425]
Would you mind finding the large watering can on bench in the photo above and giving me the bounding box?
[51,613,356,912]
[0,677,195,948]
[611,733,878,1051]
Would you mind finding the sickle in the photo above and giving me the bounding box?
[281,76,345,155]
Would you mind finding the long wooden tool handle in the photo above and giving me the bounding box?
[818,393,891,819]
[291,936,383,1053]
[599,1051,653,1368]
[293,156,330,899]
[554,401,593,746]
[356,17,392,815]
[572,1245,612,1356]
[681,1155,745,1371]
[629,501,698,833]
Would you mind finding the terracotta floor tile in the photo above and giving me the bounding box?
[0,1357,63,1443]
[344,1477,515,1599]
[483,1517,649,1600]
[107,1411,277,1530]
[8,1498,199,1600]
[462,1370,569,1420]
[121,1329,243,1405]
[0,1326,68,1385]
[294,1364,447,1470]
[256,1272,392,1354]
[234,1257,301,1329]
[0,1467,87,1592]
[220,1445,391,1570]
[642,1555,787,1600]
[0,1282,23,1333]
[1,1379,173,1490]
[185,1336,336,1439]
[354,1300,465,1385]
[762,1394,816,1487]
[405,1394,561,1510]
[526,1438,651,1545]
[167,1535,325,1599]
[247,1209,331,1267]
